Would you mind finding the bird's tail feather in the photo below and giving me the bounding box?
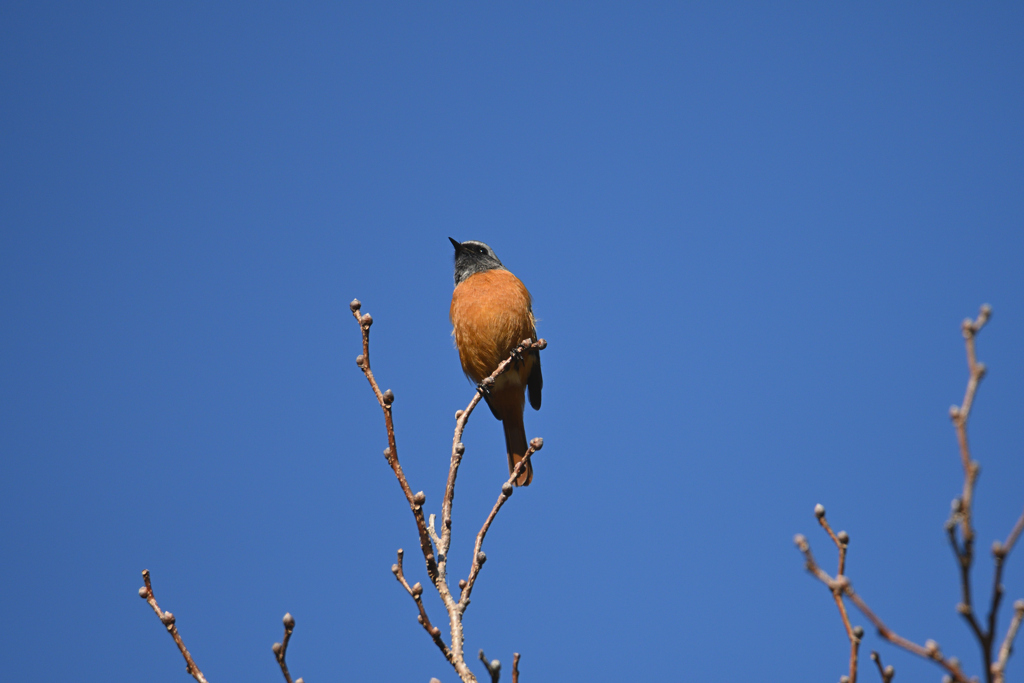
[503,414,533,486]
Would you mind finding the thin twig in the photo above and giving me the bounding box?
[440,338,548,562]
[944,305,1012,680]
[392,548,453,664]
[989,507,1024,661]
[1004,508,1024,557]
[512,653,520,683]
[478,649,501,683]
[806,505,860,682]
[946,518,986,646]
[461,438,543,607]
[272,613,300,683]
[350,302,439,583]
[993,599,1024,683]
[869,651,894,683]
[138,570,209,683]
[948,305,990,561]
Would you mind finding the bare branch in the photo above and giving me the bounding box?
[1004,508,1024,557]
[992,599,1024,683]
[869,651,894,683]
[441,338,548,561]
[138,570,209,683]
[944,307,990,656]
[139,298,540,683]
[478,650,501,683]
[799,506,861,683]
[796,526,970,683]
[989,507,1024,643]
[795,306,1024,683]
[350,300,440,584]
[947,305,990,557]
[392,548,453,664]
[272,613,299,683]
[942,304,1024,680]
[461,438,543,607]
[512,653,520,683]
[351,300,543,682]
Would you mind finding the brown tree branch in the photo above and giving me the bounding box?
[272,613,303,683]
[945,306,990,647]
[138,570,209,683]
[461,438,543,608]
[993,599,1024,683]
[800,505,861,683]
[796,305,1024,683]
[350,300,440,585]
[478,649,501,683]
[350,299,545,683]
[942,304,1022,681]
[988,506,1024,662]
[1003,508,1024,556]
[869,651,894,683]
[441,338,548,565]
[392,548,454,664]
[795,531,970,683]
[512,653,521,683]
[138,299,541,683]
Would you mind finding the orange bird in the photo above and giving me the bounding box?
[449,238,542,486]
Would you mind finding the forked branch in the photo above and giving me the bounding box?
[795,527,968,683]
[350,298,546,683]
[796,305,1024,683]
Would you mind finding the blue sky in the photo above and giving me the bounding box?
[2,3,1023,682]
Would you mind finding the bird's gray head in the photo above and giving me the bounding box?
[449,237,506,285]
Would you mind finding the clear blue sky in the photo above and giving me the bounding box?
[2,4,1023,682]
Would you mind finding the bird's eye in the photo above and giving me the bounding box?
[478,247,486,254]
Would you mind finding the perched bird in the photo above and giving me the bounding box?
[449,237,542,486]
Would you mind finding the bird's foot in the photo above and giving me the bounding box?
[509,345,525,365]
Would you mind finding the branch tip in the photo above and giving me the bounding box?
[479,650,501,683]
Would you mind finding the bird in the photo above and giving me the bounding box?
[449,237,542,486]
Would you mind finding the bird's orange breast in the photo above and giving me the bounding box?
[450,269,536,385]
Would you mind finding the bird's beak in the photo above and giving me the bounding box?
[448,237,462,252]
